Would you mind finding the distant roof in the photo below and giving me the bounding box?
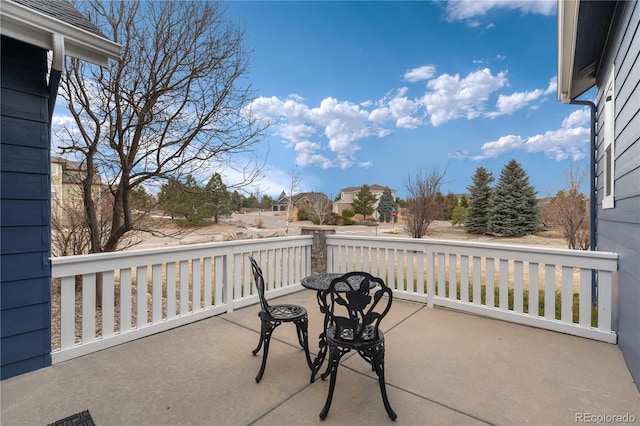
[340,185,394,193]
[276,192,329,204]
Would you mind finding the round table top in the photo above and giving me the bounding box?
[301,273,375,292]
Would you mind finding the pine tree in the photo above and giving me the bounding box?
[352,185,377,220]
[451,204,468,227]
[487,159,540,236]
[443,192,459,220]
[203,173,232,223]
[157,175,208,225]
[377,187,396,223]
[465,167,494,234]
[460,194,469,208]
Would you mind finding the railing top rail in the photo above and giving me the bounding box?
[51,235,313,277]
[326,235,618,270]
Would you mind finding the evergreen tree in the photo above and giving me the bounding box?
[158,175,208,225]
[443,192,459,220]
[465,167,494,234]
[230,190,244,212]
[460,194,469,208]
[487,159,540,236]
[352,184,377,220]
[377,187,396,223]
[451,204,468,227]
[203,173,232,223]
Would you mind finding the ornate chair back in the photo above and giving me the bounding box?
[321,271,392,345]
[249,256,270,314]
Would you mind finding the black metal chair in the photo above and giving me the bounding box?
[318,271,397,420]
[249,256,313,383]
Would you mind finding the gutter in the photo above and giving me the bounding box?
[570,99,597,304]
[48,33,64,121]
[569,99,596,253]
[557,0,579,103]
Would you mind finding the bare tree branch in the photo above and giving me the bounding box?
[404,166,448,238]
[55,0,267,253]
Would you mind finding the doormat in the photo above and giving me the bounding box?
[48,410,95,426]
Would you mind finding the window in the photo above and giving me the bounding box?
[602,69,615,209]
[51,163,58,175]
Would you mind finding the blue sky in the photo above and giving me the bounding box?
[223,0,592,200]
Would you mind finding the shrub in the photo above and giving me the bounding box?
[341,209,355,219]
[297,208,311,221]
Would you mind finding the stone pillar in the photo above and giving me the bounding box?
[301,227,336,275]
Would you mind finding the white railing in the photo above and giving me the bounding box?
[50,236,313,363]
[326,235,618,343]
[51,234,619,364]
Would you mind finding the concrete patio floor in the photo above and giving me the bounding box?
[2,290,638,426]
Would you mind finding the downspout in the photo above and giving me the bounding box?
[48,33,64,121]
[570,98,597,303]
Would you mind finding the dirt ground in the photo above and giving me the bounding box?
[131,212,568,250]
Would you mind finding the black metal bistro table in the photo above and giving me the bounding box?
[301,273,375,382]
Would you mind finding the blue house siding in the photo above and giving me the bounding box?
[1,36,52,379]
[594,1,640,387]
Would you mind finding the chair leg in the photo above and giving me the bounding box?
[252,326,264,356]
[373,348,397,420]
[295,317,314,371]
[254,320,274,383]
[319,346,347,420]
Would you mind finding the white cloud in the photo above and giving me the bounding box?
[369,107,391,123]
[422,68,508,126]
[248,95,378,169]
[453,107,591,161]
[488,77,557,117]
[294,141,332,169]
[388,96,421,128]
[52,115,76,127]
[562,108,590,128]
[404,65,437,82]
[445,0,556,22]
[479,134,525,158]
[248,67,562,169]
[279,123,316,143]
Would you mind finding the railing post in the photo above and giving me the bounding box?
[301,227,335,275]
[224,253,233,313]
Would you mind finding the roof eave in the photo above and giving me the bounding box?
[0,1,121,67]
[557,0,580,104]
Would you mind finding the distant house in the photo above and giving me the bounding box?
[558,0,639,389]
[0,0,120,379]
[50,156,105,217]
[272,192,331,213]
[332,184,396,214]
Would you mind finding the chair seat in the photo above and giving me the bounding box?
[266,304,307,321]
[326,325,384,349]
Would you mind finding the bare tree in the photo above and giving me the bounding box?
[307,192,332,225]
[285,167,302,234]
[51,199,93,257]
[55,1,266,254]
[404,166,447,238]
[541,164,590,249]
